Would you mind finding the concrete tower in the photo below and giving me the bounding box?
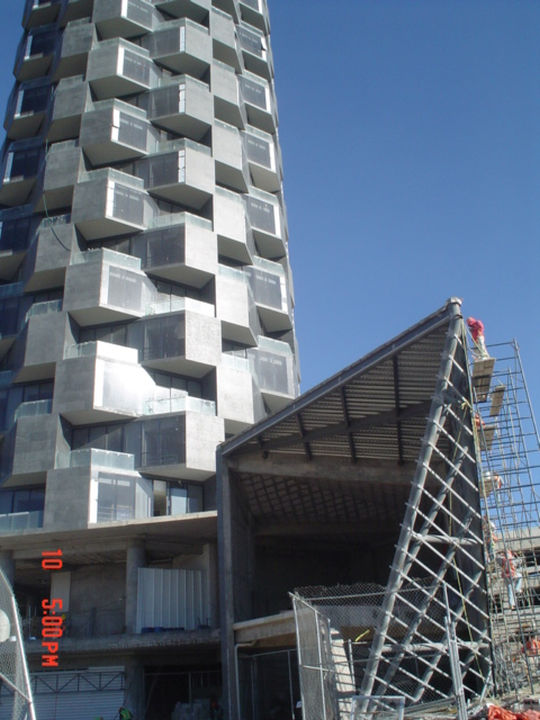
[0,0,298,715]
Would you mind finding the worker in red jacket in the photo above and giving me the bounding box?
[467,317,490,360]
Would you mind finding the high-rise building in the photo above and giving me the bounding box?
[0,0,298,716]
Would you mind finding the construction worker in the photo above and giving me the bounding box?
[522,635,540,657]
[482,515,498,562]
[467,317,490,360]
[497,549,523,609]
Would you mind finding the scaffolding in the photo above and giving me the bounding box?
[471,340,540,696]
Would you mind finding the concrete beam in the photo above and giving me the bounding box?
[229,455,416,488]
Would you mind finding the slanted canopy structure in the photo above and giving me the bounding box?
[217,298,491,720]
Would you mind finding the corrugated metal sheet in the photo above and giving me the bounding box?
[136,567,209,632]
[0,670,124,720]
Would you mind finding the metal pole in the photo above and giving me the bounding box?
[10,593,36,720]
[444,586,467,720]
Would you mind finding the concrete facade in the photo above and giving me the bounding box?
[0,0,298,717]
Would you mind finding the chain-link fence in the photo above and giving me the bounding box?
[0,568,36,720]
[292,579,488,720]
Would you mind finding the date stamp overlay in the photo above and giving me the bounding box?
[41,550,63,668]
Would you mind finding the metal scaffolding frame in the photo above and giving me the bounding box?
[471,340,540,695]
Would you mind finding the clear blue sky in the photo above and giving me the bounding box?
[0,1,538,416]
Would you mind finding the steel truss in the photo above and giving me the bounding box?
[357,315,491,709]
[292,315,492,719]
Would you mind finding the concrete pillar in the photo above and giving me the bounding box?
[0,551,15,587]
[125,541,145,634]
[124,658,145,719]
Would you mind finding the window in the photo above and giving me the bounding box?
[117,113,147,150]
[245,134,271,167]
[245,196,276,234]
[112,184,144,225]
[0,216,32,253]
[123,51,150,85]
[169,483,203,515]
[19,85,50,115]
[0,487,44,515]
[240,77,267,109]
[72,423,126,453]
[140,416,185,467]
[97,475,133,522]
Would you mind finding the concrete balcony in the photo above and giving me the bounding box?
[244,125,281,193]
[24,216,75,292]
[80,101,152,165]
[137,411,224,480]
[213,120,248,193]
[216,356,260,433]
[14,27,57,82]
[147,77,212,142]
[72,169,148,240]
[63,249,148,325]
[23,0,62,29]
[238,0,269,34]
[40,140,83,211]
[210,8,241,71]
[237,23,273,80]
[212,60,245,129]
[93,0,155,39]
[248,336,297,412]
[54,342,144,424]
[44,449,151,530]
[8,413,58,483]
[245,188,286,260]
[145,20,211,79]
[47,76,90,142]
[240,72,276,133]
[140,310,221,378]
[152,0,210,23]
[247,258,292,332]
[54,19,95,79]
[58,0,93,25]
[14,309,65,382]
[4,80,51,141]
[212,0,239,24]
[0,140,42,207]
[138,142,214,210]
[132,214,217,287]
[215,265,261,345]
[213,186,253,263]
[87,39,155,100]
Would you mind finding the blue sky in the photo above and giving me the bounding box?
[0,1,538,416]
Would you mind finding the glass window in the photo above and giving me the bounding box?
[97,475,133,522]
[241,77,267,109]
[141,416,185,467]
[6,147,41,181]
[123,51,150,85]
[118,113,147,150]
[0,216,31,253]
[29,30,56,58]
[245,134,271,167]
[248,268,282,309]
[19,85,50,115]
[237,26,263,56]
[112,184,144,225]
[245,196,276,234]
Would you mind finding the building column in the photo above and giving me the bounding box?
[0,551,15,587]
[124,658,145,719]
[125,541,145,634]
